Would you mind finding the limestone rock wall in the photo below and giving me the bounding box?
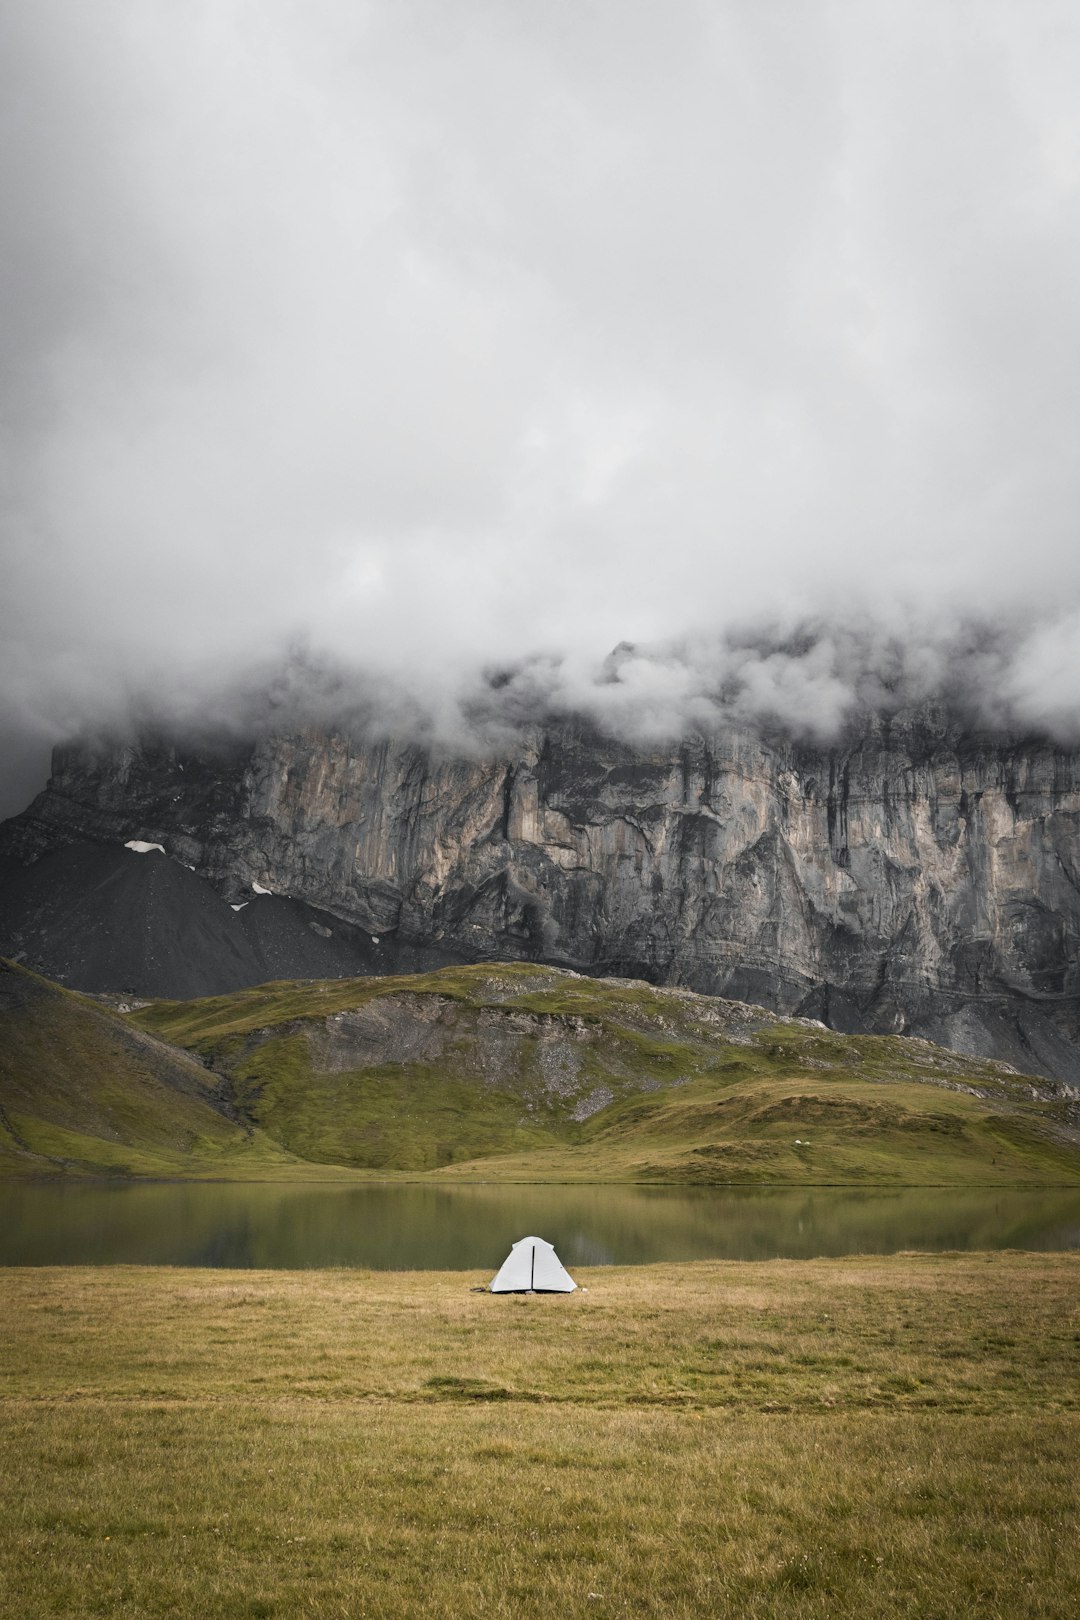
[4,710,1080,1079]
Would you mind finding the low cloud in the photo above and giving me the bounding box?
[2,2,1080,812]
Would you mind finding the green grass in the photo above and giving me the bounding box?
[0,961,309,1179]
[455,1074,1080,1186]
[1,1255,1077,1616]
[227,1042,560,1170]
[130,962,1080,1185]
[6,957,1080,1183]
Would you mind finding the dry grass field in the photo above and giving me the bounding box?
[2,1253,1078,1617]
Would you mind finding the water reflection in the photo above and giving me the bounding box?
[2,1182,1079,1269]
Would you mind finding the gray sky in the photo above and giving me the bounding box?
[3,0,1080,813]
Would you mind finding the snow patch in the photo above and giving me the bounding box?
[371,936,380,946]
[231,902,248,912]
[124,840,165,855]
[252,880,272,895]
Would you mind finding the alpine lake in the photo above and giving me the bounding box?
[3,1179,1079,1270]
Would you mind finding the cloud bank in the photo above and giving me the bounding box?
[2,1,1080,809]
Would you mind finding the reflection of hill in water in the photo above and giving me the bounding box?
[3,1183,1080,1269]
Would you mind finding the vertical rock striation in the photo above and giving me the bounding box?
[3,710,1079,1079]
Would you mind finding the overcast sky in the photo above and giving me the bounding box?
[2,0,1080,813]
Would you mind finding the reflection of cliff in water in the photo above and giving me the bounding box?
[3,1182,1080,1269]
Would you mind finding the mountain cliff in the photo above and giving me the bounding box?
[2,710,1079,1081]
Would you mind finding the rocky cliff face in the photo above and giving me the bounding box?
[3,711,1080,1080]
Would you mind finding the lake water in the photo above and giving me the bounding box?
[2,1182,1079,1269]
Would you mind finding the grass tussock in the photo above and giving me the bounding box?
[0,1254,1078,1617]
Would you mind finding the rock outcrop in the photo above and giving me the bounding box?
[2,710,1079,1080]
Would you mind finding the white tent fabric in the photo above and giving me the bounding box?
[489,1235,577,1293]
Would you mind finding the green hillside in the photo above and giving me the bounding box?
[4,955,1078,1183]
[127,962,1080,1185]
[0,961,300,1178]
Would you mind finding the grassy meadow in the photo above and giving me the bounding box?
[2,1253,1078,1617]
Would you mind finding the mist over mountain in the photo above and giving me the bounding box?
[2,4,1078,1083]
[3,2,1080,815]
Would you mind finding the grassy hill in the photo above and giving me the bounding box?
[124,962,1080,1185]
[0,961,302,1178]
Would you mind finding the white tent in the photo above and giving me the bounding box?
[489,1235,577,1293]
